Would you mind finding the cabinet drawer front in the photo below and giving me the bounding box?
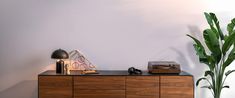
[39,76,73,98]
[74,76,125,90]
[126,76,159,98]
[74,90,125,98]
[160,76,194,98]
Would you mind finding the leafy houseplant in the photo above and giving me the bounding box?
[187,12,235,98]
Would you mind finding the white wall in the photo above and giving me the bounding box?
[0,0,235,98]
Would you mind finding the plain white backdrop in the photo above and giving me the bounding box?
[0,0,235,98]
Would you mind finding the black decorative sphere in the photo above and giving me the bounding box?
[51,49,69,59]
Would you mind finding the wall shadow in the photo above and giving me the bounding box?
[188,25,207,98]
[169,25,208,98]
[0,80,37,98]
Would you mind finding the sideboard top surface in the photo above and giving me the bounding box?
[39,70,193,76]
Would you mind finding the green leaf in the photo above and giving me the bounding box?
[201,85,212,89]
[196,77,207,86]
[210,13,224,40]
[224,35,228,41]
[204,70,214,78]
[223,48,235,69]
[223,85,230,88]
[222,32,235,54]
[227,23,234,35]
[225,70,235,76]
[193,44,209,64]
[204,12,214,26]
[204,70,215,90]
[232,18,235,24]
[187,34,212,67]
[227,18,235,35]
[204,12,220,39]
[209,13,218,23]
[203,29,221,63]
[203,29,213,52]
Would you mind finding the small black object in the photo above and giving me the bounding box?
[128,67,142,75]
[51,49,69,74]
[51,49,69,59]
[56,60,64,73]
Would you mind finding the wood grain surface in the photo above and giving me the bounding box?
[74,90,125,98]
[38,76,73,98]
[74,76,125,90]
[126,76,159,98]
[160,76,194,98]
[74,76,125,98]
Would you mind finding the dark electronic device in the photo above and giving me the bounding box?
[128,67,142,75]
[148,61,181,74]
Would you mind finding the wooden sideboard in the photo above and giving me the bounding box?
[38,70,194,98]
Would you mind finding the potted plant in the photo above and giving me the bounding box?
[187,12,235,98]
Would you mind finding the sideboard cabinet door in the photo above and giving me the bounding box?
[126,76,159,98]
[38,76,73,98]
[74,76,125,98]
[160,76,194,98]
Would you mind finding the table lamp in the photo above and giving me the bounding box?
[51,49,69,73]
